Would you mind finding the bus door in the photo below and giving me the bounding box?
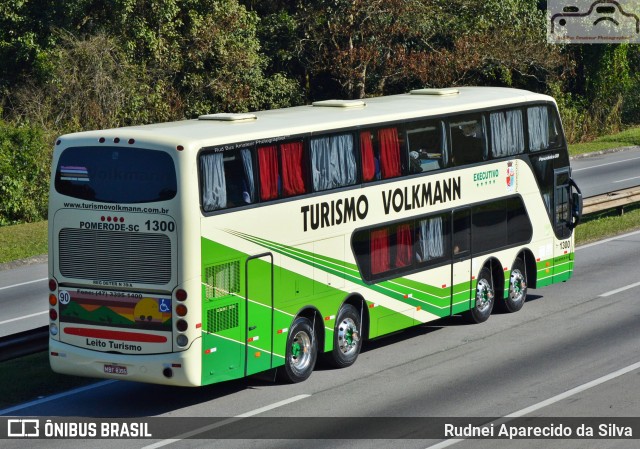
[451,208,473,315]
[552,168,581,282]
[245,252,274,377]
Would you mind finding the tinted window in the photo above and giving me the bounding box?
[507,196,533,245]
[406,121,446,173]
[55,146,176,203]
[472,200,507,254]
[449,114,487,166]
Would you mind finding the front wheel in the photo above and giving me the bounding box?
[464,267,494,324]
[278,316,317,383]
[325,304,362,368]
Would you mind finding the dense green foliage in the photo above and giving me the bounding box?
[1,0,639,225]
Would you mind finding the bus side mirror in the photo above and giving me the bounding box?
[569,191,582,229]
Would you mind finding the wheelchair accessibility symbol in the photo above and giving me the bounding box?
[548,0,640,43]
[159,298,171,313]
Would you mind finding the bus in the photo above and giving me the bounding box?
[48,87,582,386]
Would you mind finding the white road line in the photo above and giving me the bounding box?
[572,155,640,171]
[0,310,47,325]
[614,175,640,183]
[599,281,640,297]
[0,277,47,291]
[0,380,117,416]
[576,229,640,250]
[141,394,311,449]
[424,360,640,449]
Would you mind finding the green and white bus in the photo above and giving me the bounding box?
[48,87,582,386]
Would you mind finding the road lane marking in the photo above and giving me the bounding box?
[599,281,640,297]
[576,229,640,251]
[141,394,311,448]
[0,310,47,325]
[0,277,47,291]
[614,175,640,183]
[0,380,117,416]
[572,155,640,171]
[425,360,640,449]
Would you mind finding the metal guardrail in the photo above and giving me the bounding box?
[0,326,49,362]
[2,188,640,362]
[582,186,640,215]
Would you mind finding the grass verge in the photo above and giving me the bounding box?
[0,220,47,264]
[569,126,640,157]
[575,205,640,246]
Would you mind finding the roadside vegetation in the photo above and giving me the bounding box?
[1,1,640,227]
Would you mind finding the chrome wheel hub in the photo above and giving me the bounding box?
[337,317,360,356]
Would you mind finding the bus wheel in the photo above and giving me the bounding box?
[326,304,362,368]
[499,258,527,313]
[279,316,317,383]
[464,267,494,323]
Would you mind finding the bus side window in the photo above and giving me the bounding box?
[200,148,256,211]
[528,105,563,151]
[310,133,357,191]
[452,209,470,259]
[449,114,487,166]
[416,215,447,263]
[406,121,445,173]
[489,109,524,158]
[257,140,307,201]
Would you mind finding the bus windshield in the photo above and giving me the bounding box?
[55,146,177,203]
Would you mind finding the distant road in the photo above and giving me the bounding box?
[1,146,639,337]
[571,146,640,198]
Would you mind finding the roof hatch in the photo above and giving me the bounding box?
[410,88,460,96]
[312,99,366,108]
[198,113,257,121]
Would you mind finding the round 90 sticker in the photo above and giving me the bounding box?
[59,290,71,305]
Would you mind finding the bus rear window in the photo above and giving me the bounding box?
[55,146,177,203]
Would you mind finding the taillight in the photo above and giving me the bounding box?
[49,309,58,320]
[176,304,187,317]
[176,320,188,332]
[175,289,187,301]
[49,279,57,291]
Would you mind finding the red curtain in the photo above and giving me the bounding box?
[378,127,401,179]
[360,131,375,181]
[258,145,279,200]
[370,229,390,275]
[280,141,306,196]
[395,224,413,268]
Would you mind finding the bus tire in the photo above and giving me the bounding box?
[326,304,362,368]
[498,258,527,313]
[464,267,494,324]
[279,316,317,383]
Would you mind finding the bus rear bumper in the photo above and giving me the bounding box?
[49,338,202,387]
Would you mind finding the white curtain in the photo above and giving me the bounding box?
[200,152,226,211]
[490,109,524,157]
[528,106,549,151]
[311,134,356,191]
[417,216,444,262]
[240,148,255,203]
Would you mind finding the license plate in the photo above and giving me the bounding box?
[104,364,127,375]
